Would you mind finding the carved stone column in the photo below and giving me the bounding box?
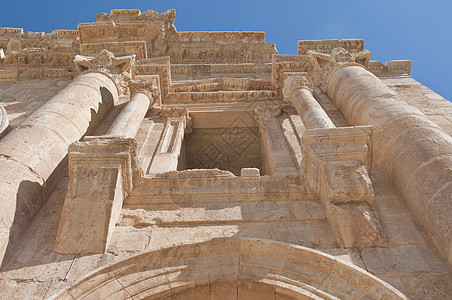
[282,72,335,129]
[107,78,156,138]
[148,108,191,174]
[294,48,386,248]
[255,105,298,176]
[327,62,452,265]
[0,50,134,264]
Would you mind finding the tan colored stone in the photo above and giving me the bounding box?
[0,10,451,300]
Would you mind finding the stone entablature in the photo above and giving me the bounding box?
[297,39,365,55]
[0,10,410,84]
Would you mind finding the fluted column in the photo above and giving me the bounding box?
[327,63,452,265]
[283,72,335,129]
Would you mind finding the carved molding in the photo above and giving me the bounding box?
[161,107,192,134]
[298,39,364,55]
[0,69,18,81]
[271,54,311,95]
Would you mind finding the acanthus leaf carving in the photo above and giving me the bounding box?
[255,105,282,122]
[309,47,372,93]
[282,72,312,106]
[129,77,158,104]
[74,49,135,95]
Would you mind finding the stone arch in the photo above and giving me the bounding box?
[52,239,406,299]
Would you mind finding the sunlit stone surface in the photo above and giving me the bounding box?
[0,9,451,299]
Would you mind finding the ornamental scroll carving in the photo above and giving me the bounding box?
[74,50,135,95]
[310,47,372,93]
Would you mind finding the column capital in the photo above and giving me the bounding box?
[254,105,282,122]
[282,72,312,105]
[129,77,157,105]
[309,47,372,93]
[74,49,136,95]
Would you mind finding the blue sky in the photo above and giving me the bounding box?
[1,0,451,101]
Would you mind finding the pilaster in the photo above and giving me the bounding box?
[148,107,191,174]
[255,105,298,176]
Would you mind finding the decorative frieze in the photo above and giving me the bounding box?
[298,39,364,55]
[367,60,412,75]
[18,68,73,80]
[80,41,147,60]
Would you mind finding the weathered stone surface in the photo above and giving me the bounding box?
[0,9,451,300]
[55,137,136,254]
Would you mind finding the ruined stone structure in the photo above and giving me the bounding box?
[0,9,451,299]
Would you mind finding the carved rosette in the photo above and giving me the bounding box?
[309,47,372,93]
[74,49,135,95]
[282,73,312,106]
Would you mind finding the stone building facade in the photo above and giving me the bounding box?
[0,9,451,299]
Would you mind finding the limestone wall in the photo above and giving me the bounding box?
[0,9,451,300]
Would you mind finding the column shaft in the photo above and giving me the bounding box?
[327,65,452,264]
[107,92,151,138]
[291,88,335,129]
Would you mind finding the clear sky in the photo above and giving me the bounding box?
[1,0,451,101]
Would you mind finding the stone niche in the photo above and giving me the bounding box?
[182,110,262,176]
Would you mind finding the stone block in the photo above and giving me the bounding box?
[54,137,136,254]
